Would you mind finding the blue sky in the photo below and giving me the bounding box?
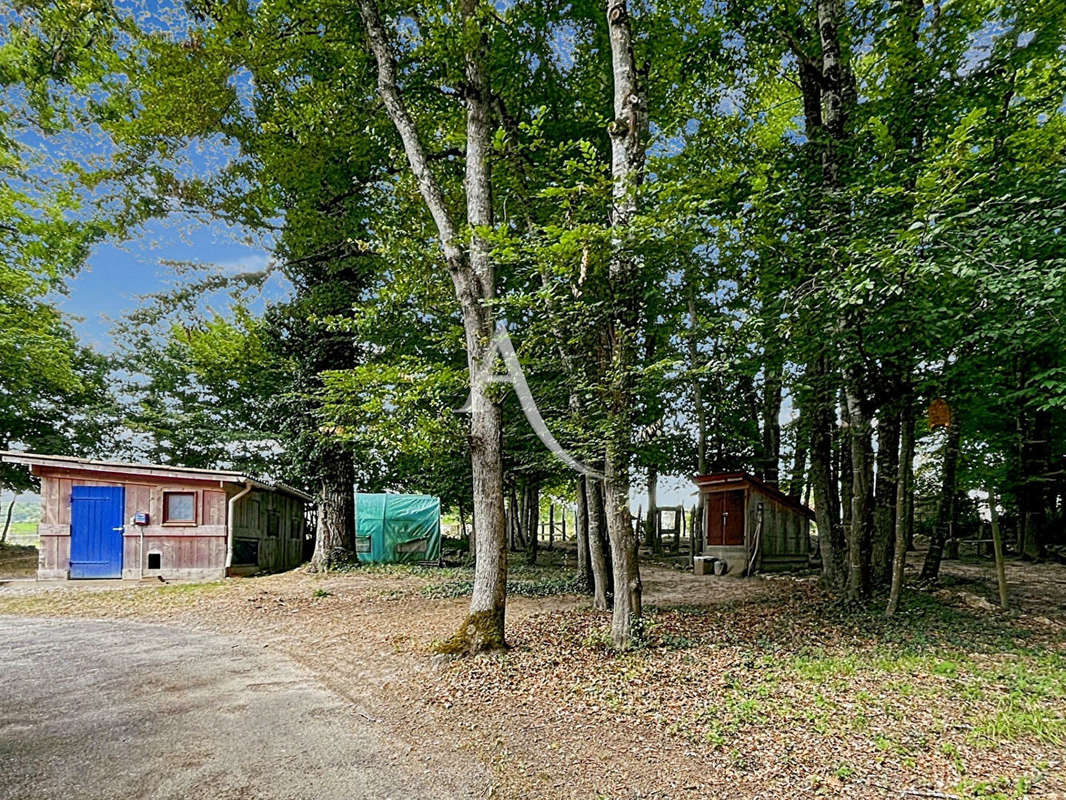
[59,217,281,351]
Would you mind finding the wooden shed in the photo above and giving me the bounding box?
[694,471,814,575]
[1,452,311,581]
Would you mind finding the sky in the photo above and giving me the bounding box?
[59,218,280,352]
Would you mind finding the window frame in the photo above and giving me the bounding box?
[162,490,198,526]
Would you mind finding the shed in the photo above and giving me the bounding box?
[1,451,311,581]
[694,471,814,575]
[354,493,441,564]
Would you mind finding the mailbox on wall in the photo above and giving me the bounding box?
[134,512,150,526]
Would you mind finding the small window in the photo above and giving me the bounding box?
[291,516,302,539]
[147,552,161,570]
[267,511,280,538]
[163,491,197,524]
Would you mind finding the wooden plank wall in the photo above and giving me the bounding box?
[230,490,306,573]
[746,486,809,569]
[34,467,309,580]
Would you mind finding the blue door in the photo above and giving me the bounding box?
[70,486,125,579]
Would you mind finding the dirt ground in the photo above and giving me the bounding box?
[0,617,484,800]
[1,555,1064,800]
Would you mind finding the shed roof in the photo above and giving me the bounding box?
[0,451,312,502]
[693,471,815,520]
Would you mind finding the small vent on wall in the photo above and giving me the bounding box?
[147,552,161,570]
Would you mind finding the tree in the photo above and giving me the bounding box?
[358,0,508,652]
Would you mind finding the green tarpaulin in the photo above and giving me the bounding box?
[355,493,441,564]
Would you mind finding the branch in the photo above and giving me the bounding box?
[356,0,461,262]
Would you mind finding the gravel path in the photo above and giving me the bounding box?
[0,617,484,800]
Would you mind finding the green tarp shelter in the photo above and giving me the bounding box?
[355,493,441,564]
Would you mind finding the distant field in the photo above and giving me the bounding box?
[4,522,38,546]
[0,542,38,578]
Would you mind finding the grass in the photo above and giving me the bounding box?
[471,580,1066,795]
[351,559,587,600]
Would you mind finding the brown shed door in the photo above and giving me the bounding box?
[706,490,745,546]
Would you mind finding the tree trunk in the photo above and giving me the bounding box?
[886,407,915,616]
[760,362,783,487]
[509,486,524,550]
[844,385,875,603]
[527,482,539,565]
[605,463,641,647]
[839,392,853,537]
[359,0,507,652]
[921,414,961,581]
[675,506,682,552]
[601,0,646,648]
[872,403,901,588]
[789,436,808,501]
[0,495,15,544]
[647,465,660,554]
[808,357,846,592]
[1018,408,1051,560]
[310,452,356,572]
[575,477,593,592]
[586,476,611,610]
[988,488,1008,609]
[688,286,707,565]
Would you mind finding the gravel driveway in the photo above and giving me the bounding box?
[0,617,481,800]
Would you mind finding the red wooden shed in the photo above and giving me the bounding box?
[693,471,814,575]
[1,452,311,581]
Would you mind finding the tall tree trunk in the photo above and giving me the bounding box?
[789,433,808,501]
[575,477,593,592]
[760,361,783,487]
[872,403,901,588]
[988,488,1008,609]
[809,356,846,592]
[510,486,525,549]
[1018,408,1051,560]
[360,0,507,652]
[310,452,356,571]
[586,476,611,610]
[886,406,915,616]
[526,482,539,565]
[602,0,646,648]
[844,386,875,603]
[838,393,853,544]
[921,414,961,581]
[687,286,707,563]
[647,465,660,553]
[548,503,554,551]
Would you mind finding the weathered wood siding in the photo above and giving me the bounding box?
[229,489,306,575]
[33,466,306,580]
[745,485,810,571]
